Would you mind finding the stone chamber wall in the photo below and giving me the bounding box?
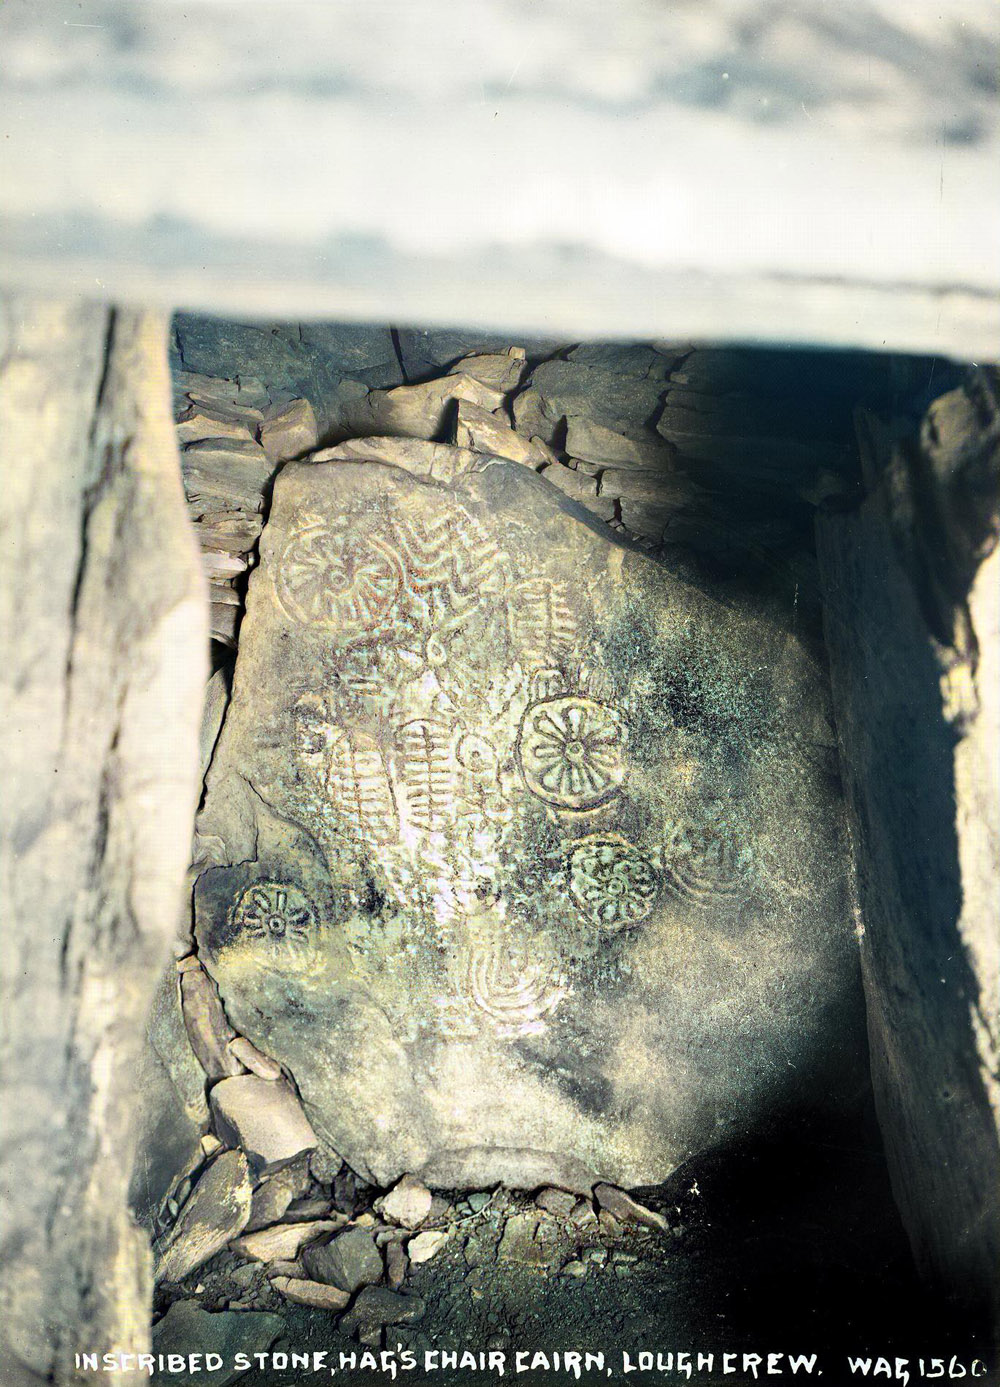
[2,304,997,1384]
[1,1,998,1381]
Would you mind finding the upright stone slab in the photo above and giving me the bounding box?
[196,448,862,1189]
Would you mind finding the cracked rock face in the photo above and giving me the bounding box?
[195,448,860,1190]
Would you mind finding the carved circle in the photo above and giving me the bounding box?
[275,519,402,635]
[568,835,659,931]
[518,696,627,810]
[231,882,316,947]
[459,937,567,1029]
[663,822,748,907]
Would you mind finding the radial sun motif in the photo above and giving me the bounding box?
[568,835,659,931]
[274,517,402,637]
[231,881,316,949]
[518,695,627,810]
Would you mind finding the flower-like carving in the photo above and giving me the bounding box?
[518,696,627,810]
[568,835,659,931]
[231,882,316,948]
[274,516,402,638]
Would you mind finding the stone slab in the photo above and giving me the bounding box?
[195,449,862,1190]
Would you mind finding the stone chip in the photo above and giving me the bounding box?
[302,1226,383,1294]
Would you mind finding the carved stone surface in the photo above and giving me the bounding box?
[195,449,862,1190]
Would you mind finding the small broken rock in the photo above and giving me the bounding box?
[284,1196,335,1223]
[338,1287,425,1342]
[497,1212,547,1267]
[302,1226,383,1294]
[593,1183,671,1233]
[155,1149,253,1284]
[406,1229,448,1265]
[227,1036,283,1080]
[569,1198,598,1230]
[386,1239,408,1291]
[270,1276,351,1312]
[342,374,504,443]
[176,407,257,447]
[454,400,537,467]
[377,1174,433,1229]
[541,462,616,521]
[535,1187,578,1217]
[245,1157,312,1231]
[309,1146,343,1185]
[259,399,319,465]
[314,436,478,484]
[179,966,241,1080]
[210,1074,317,1177]
[230,1218,342,1263]
[448,351,528,393]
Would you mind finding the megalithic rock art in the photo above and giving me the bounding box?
[194,443,862,1191]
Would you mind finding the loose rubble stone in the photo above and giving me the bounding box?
[179,964,241,1079]
[177,408,257,447]
[498,1212,547,1267]
[454,400,539,467]
[245,1157,312,1230]
[210,1074,317,1176]
[302,1226,383,1293]
[260,398,320,464]
[310,1146,344,1184]
[593,1183,671,1233]
[407,1229,448,1264]
[561,1259,587,1278]
[448,349,528,393]
[540,461,616,520]
[153,1300,282,1387]
[270,1276,351,1311]
[314,435,479,483]
[284,1196,335,1222]
[227,1035,283,1079]
[331,1168,361,1214]
[377,1174,433,1229]
[513,352,668,451]
[174,370,267,423]
[195,450,862,1191]
[565,416,673,470]
[155,1149,253,1284]
[535,1187,578,1217]
[339,1287,425,1343]
[394,328,554,382]
[342,374,504,443]
[386,1239,408,1290]
[569,1198,598,1230]
[182,438,275,510]
[230,1217,342,1262]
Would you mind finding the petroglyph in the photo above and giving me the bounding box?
[663,819,750,907]
[274,513,402,637]
[231,882,316,950]
[509,578,581,669]
[449,911,569,1037]
[196,452,857,1191]
[518,696,628,810]
[567,835,659,931]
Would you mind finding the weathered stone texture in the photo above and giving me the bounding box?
[816,368,1000,1332]
[194,444,863,1193]
[0,297,207,1383]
